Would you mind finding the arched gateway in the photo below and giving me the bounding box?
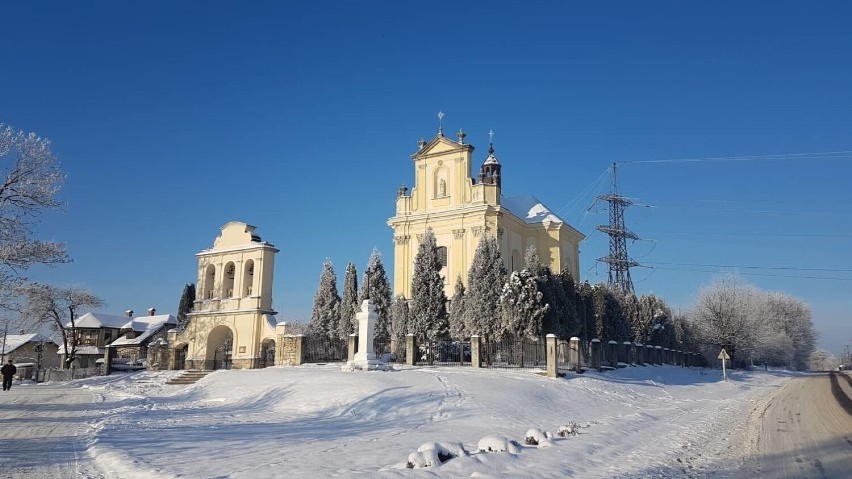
[169,222,281,370]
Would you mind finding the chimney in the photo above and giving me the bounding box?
[125,309,134,318]
[147,307,156,316]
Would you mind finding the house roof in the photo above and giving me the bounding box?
[501,195,564,224]
[69,312,131,329]
[110,314,176,347]
[1,333,57,355]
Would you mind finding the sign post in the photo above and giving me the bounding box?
[718,348,730,381]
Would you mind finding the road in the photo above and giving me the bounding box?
[757,371,852,479]
[0,384,104,479]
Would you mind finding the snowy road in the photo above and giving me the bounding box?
[0,385,104,479]
[756,372,852,479]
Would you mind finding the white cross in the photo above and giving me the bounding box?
[489,129,495,143]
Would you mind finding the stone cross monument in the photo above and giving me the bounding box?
[341,299,389,371]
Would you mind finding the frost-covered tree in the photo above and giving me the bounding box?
[1,124,69,308]
[409,228,448,341]
[338,262,358,339]
[464,235,506,339]
[448,275,467,341]
[500,269,549,339]
[176,283,196,331]
[691,276,757,364]
[19,283,103,369]
[557,268,581,339]
[309,260,341,337]
[389,295,410,341]
[634,293,673,345]
[524,245,572,338]
[808,350,838,371]
[359,250,392,340]
[592,284,631,342]
[577,281,596,341]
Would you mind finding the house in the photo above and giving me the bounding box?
[62,311,131,368]
[0,333,60,369]
[109,308,177,367]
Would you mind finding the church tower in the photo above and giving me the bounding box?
[169,222,280,370]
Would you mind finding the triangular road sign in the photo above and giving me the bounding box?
[718,349,730,360]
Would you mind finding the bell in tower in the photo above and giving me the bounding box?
[480,130,501,188]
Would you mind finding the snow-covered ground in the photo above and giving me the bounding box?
[3,365,793,478]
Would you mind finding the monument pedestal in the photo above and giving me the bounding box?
[342,299,390,372]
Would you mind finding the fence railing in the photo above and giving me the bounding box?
[304,334,347,363]
[373,339,405,363]
[415,341,470,367]
[482,336,546,369]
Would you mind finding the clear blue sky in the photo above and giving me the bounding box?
[3,1,851,354]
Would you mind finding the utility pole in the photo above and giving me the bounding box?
[595,162,639,294]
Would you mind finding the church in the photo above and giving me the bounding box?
[388,123,585,298]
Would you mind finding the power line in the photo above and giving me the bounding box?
[646,265,852,282]
[620,150,852,165]
[644,261,852,273]
[641,231,852,239]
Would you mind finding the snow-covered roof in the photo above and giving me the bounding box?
[72,346,103,356]
[110,314,176,347]
[484,152,500,165]
[501,195,564,225]
[0,333,57,354]
[69,312,130,329]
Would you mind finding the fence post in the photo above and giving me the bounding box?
[636,343,644,365]
[591,339,602,371]
[569,337,581,373]
[406,334,415,366]
[653,346,661,365]
[546,334,557,378]
[348,334,357,362]
[103,345,113,376]
[622,341,632,365]
[607,340,618,368]
[470,335,481,368]
[292,335,305,366]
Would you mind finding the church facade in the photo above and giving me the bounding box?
[388,128,585,299]
[168,222,280,370]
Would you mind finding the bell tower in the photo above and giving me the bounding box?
[478,131,502,188]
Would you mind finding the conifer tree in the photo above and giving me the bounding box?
[359,249,392,340]
[409,228,448,341]
[577,281,596,340]
[309,260,341,337]
[559,268,581,338]
[176,283,196,331]
[448,275,467,341]
[592,284,631,341]
[390,295,410,341]
[524,245,573,338]
[500,269,549,339]
[338,262,359,340]
[464,235,506,339]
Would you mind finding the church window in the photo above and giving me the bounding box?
[204,264,216,299]
[437,246,448,268]
[223,262,236,298]
[243,260,255,296]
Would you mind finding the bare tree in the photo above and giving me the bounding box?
[19,284,103,368]
[691,275,757,363]
[0,124,69,308]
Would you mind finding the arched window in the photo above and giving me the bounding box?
[204,265,216,299]
[243,260,255,296]
[223,262,236,298]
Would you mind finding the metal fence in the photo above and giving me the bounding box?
[304,334,347,363]
[415,341,470,367]
[373,339,405,364]
[482,336,546,369]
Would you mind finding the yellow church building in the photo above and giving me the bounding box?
[388,126,585,298]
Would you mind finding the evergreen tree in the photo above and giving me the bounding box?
[389,295,410,340]
[176,283,196,331]
[558,268,581,338]
[448,275,467,341]
[409,228,449,341]
[338,262,359,340]
[500,268,549,339]
[309,260,341,337]
[524,245,574,339]
[464,235,506,339]
[359,249,392,340]
[592,283,631,341]
[577,281,596,340]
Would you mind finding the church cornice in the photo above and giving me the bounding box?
[411,135,475,160]
[388,204,495,226]
[196,242,280,257]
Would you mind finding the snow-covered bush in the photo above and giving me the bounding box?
[406,441,467,468]
[477,435,520,454]
[524,428,553,447]
[557,422,579,437]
